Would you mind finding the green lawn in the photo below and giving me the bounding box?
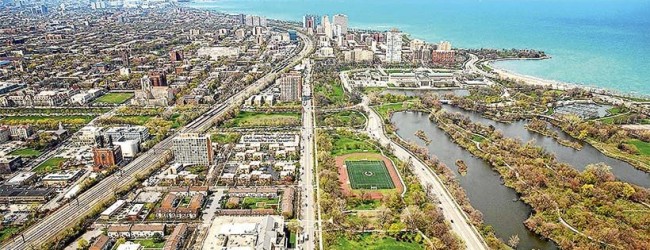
[374,103,415,120]
[0,115,94,129]
[34,157,66,173]
[93,92,134,104]
[112,115,153,125]
[332,135,379,156]
[211,132,241,144]
[607,107,627,115]
[471,134,486,143]
[0,226,20,243]
[628,139,650,156]
[242,197,279,209]
[348,199,381,210]
[318,111,366,128]
[132,239,165,248]
[315,81,347,106]
[332,234,423,250]
[223,111,300,127]
[10,148,42,158]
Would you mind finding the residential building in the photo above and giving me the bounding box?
[385,29,403,63]
[172,133,213,166]
[130,224,165,238]
[9,125,34,140]
[149,71,168,87]
[277,73,302,102]
[0,125,10,143]
[163,224,188,250]
[302,14,320,31]
[89,235,112,250]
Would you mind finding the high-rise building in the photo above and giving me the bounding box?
[438,41,452,51]
[432,41,454,64]
[385,29,403,63]
[170,50,183,62]
[302,14,320,31]
[277,73,302,102]
[322,15,332,39]
[332,14,348,35]
[245,15,267,27]
[148,71,167,87]
[172,133,213,166]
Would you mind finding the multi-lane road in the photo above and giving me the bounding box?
[298,59,319,250]
[2,27,314,250]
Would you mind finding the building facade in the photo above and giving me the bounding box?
[277,73,302,102]
[172,133,213,166]
[385,29,403,63]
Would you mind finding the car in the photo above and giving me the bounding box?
[450,220,454,223]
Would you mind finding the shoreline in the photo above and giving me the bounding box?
[486,58,650,99]
[181,3,649,100]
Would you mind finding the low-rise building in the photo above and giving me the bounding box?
[41,170,83,187]
[163,223,188,250]
[0,155,23,174]
[130,224,165,238]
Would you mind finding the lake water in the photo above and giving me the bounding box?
[392,105,649,249]
[185,0,650,96]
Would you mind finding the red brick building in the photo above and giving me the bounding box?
[92,146,123,171]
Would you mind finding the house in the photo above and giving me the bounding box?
[107,224,132,238]
[130,224,165,238]
[163,224,188,250]
[89,235,112,250]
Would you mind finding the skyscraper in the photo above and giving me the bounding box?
[332,14,348,35]
[172,133,213,166]
[302,14,321,31]
[322,15,332,39]
[385,29,402,63]
[438,41,452,51]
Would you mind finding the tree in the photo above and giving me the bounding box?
[77,238,89,250]
[508,234,520,248]
[152,232,164,243]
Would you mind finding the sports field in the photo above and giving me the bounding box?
[345,160,395,189]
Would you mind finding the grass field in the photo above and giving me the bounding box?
[113,115,153,125]
[34,157,66,173]
[332,135,379,156]
[374,102,417,120]
[224,111,300,127]
[10,148,42,157]
[332,233,423,250]
[211,132,241,144]
[315,80,347,106]
[628,139,650,156]
[242,197,279,209]
[0,226,20,243]
[318,110,366,128]
[0,115,94,126]
[93,92,134,104]
[346,160,395,190]
[132,239,165,248]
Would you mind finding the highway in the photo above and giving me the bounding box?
[297,59,319,250]
[340,71,487,250]
[2,27,314,250]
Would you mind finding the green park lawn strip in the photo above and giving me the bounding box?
[332,135,380,156]
[315,81,347,106]
[628,139,650,156]
[10,148,42,158]
[132,239,165,248]
[225,111,300,127]
[374,102,416,120]
[211,132,241,144]
[93,92,134,104]
[348,199,381,210]
[0,115,94,125]
[332,233,423,250]
[0,226,20,243]
[34,157,66,173]
[242,197,279,209]
[607,107,626,115]
[319,111,366,128]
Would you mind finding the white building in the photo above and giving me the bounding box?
[103,126,149,143]
[172,133,213,166]
[73,126,104,146]
[332,14,348,35]
[385,29,403,63]
[113,140,139,158]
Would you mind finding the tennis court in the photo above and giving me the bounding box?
[345,160,395,189]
